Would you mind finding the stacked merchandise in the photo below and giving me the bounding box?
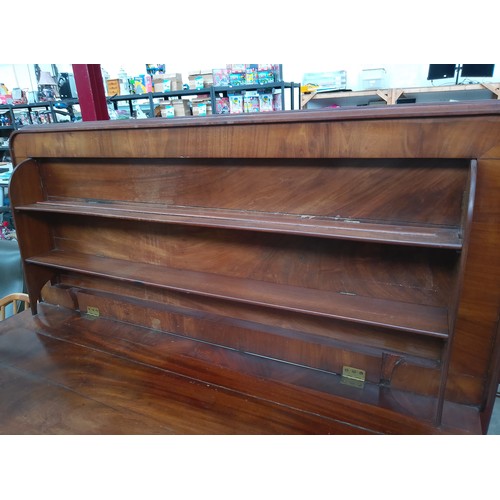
[212,64,281,86]
[153,73,184,93]
[211,63,283,115]
[225,89,281,115]
[112,64,284,118]
[188,70,214,90]
[191,96,212,116]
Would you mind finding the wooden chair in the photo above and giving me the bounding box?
[0,292,30,321]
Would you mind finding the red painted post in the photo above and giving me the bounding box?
[72,64,109,121]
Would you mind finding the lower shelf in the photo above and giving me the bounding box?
[26,249,450,338]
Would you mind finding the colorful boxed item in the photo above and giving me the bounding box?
[245,69,258,85]
[226,64,247,73]
[145,75,153,93]
[244,91,260,113]
[15,111,31,126]
[258,92,273,112]
[146,64,166,75]
[258,70,275,84]
[215,97,230,114]
[229,73,246,86]
[194,76,204,90]
[272,90,282,111]
[212,68,230,87]
[0,111,12,126]
[228,93,244,114]
[132,76,147,94]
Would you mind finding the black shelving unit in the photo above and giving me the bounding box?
[108,81,301,118]
[0,105,15,161]
[109,89,203,117]
[11,98,80,126]
[0,105,14,225]
[1,98,80,172]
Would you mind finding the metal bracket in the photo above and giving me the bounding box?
[341,365,366,389]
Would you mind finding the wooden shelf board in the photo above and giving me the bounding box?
[17,200,462,248]
[306,83,500,103]
[26,249,450,339]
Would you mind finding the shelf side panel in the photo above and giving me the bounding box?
[9,158,55,311]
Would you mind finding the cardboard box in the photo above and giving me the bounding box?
[188,71,213,90]
[153,73,183,93]
[159,99,191,118]
[192,97,212,116]
[106,79,121,95]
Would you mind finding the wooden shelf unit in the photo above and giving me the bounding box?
[7,102,500,434]
[302,82,500,108]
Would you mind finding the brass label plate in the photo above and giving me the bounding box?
[86,306,100,317]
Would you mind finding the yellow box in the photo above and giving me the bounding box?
[106,79,120,96]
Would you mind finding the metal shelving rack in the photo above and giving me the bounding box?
[10,99,81,126]
[109,64,300,118]
[109,82,301,118]
[0,105,15,161]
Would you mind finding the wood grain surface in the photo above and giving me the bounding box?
[7,102,500,433]
[0,304,481,434]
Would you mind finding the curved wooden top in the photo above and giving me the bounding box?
[10,101,500,164]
